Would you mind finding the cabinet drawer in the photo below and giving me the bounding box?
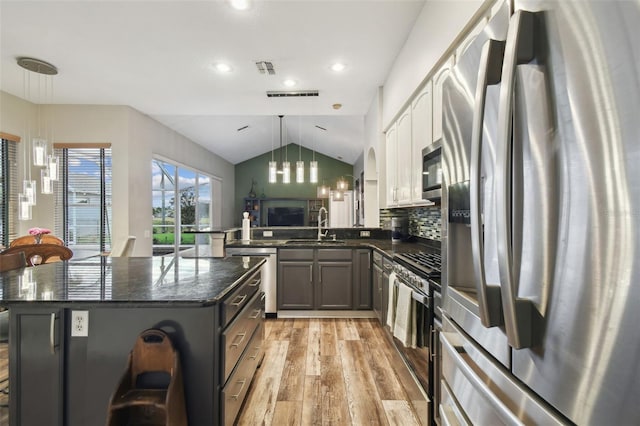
[221,269,261,327]
[317,249,352,261]
[222,291,263,383]
[222,322,264,426]
[279,249,314,260]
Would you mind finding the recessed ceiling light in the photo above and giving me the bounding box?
[283,79,297,87]
[211,63,232,73]
[229,0,251,11]
[332,103,342,110]
[331,62,346,72]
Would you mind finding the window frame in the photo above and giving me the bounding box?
[152,156,221,255]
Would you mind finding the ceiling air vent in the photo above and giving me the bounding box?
[267,90,319,97]
[255,61,275,75]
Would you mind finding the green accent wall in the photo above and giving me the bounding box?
[234,143,353,226]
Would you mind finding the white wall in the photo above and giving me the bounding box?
[363,87,383,227]
[0,90,235,256]
[382,0,483,129]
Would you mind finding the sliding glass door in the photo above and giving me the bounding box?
[152,159,216,255]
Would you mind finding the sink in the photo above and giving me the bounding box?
[285,239,346,245]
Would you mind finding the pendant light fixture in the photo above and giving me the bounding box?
[296,116,304,183]
[310,122,318,184]
[269,115,291,184]
[17,57,58,220]
[269,116,277,183]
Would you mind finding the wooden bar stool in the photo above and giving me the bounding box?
[107,329,187,426]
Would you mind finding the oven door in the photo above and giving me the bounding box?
[392,281,432,396]
[422,140,442,201]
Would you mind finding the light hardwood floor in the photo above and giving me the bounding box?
[237,318,429,426]
[0,319,428,426]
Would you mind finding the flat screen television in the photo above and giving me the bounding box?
[267,207,305,226]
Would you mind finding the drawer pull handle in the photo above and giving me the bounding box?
[249,347,261,360]
[230,332,247,348]
[249,309,262,319]
[248,279,260,288]
[230,378,247,400]
[231,294,247,306]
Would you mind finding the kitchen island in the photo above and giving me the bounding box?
[0,255,265,426]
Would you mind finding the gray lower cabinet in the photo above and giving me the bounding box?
[316,261,352,309]
[9,308,64,426]
[278,248,372,310]
[279,261,314,309]
[373,261,383,321]
[354,249,372,309]
[372,251,393,325]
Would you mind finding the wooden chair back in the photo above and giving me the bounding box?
[1,244,73,266]
[0,252,27,272]
[10,234,64,247]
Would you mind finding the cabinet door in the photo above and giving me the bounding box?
[316,262,353,309]
[432,58,454,143]
[278,261,314,309]
[10,308,64,426]
[354,249,372,309]
[411,82,434,203]
[385,123,398,207]
[372,263,383,322]
[396,106,412,205]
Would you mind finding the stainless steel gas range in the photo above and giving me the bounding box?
[390,250,441,425]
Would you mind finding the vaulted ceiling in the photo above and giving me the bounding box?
[0,0,426,164]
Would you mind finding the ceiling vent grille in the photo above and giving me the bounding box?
[267,90,319,97]
[256,61,275,75]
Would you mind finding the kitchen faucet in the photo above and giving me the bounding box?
[317,207,328,240]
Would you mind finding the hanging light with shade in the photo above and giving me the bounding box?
[332,176,349,201]
[17,57,58,220]
[268,115,292,184]
[296,116,304,183]
[310,123,318,183]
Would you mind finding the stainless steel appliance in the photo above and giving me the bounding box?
[441,0,640,424]
[421,140,442,202]
[391,216,408,243]
[226,247,277,316]
[392,251,441,425]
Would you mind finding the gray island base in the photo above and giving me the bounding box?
[0,255,266,426]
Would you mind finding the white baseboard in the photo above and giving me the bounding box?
[276,310,377,319]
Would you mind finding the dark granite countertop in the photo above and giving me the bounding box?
[0,256,265,306]
[225,238,439,259]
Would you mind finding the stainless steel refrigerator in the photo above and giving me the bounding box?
[440,0,640,424]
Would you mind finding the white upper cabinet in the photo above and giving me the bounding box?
[396,106,412,205]
[432,57,453,143]
[385,123,398,207]
[411,82,433,203]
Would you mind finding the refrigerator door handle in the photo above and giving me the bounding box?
[441,331,524,426]
[470,38,506,328]
[496,10,541,349]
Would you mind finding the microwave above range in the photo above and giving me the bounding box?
[422,140,442,202]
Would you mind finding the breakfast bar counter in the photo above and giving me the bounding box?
[0,255,266,426]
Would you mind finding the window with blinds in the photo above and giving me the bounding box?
[0,138,19,246]
[54,145,112,257]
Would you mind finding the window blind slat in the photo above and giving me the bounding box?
[55,147,112,256]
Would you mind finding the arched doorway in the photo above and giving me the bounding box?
[364,147,379,227]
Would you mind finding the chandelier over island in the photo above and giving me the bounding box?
[17,57,60,220]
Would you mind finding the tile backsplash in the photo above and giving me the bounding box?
[380,206,441,241]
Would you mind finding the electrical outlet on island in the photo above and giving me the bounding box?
[71,310,89,337]
[360,230,371,237]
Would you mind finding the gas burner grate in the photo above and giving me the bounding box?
[395,251,441,278]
